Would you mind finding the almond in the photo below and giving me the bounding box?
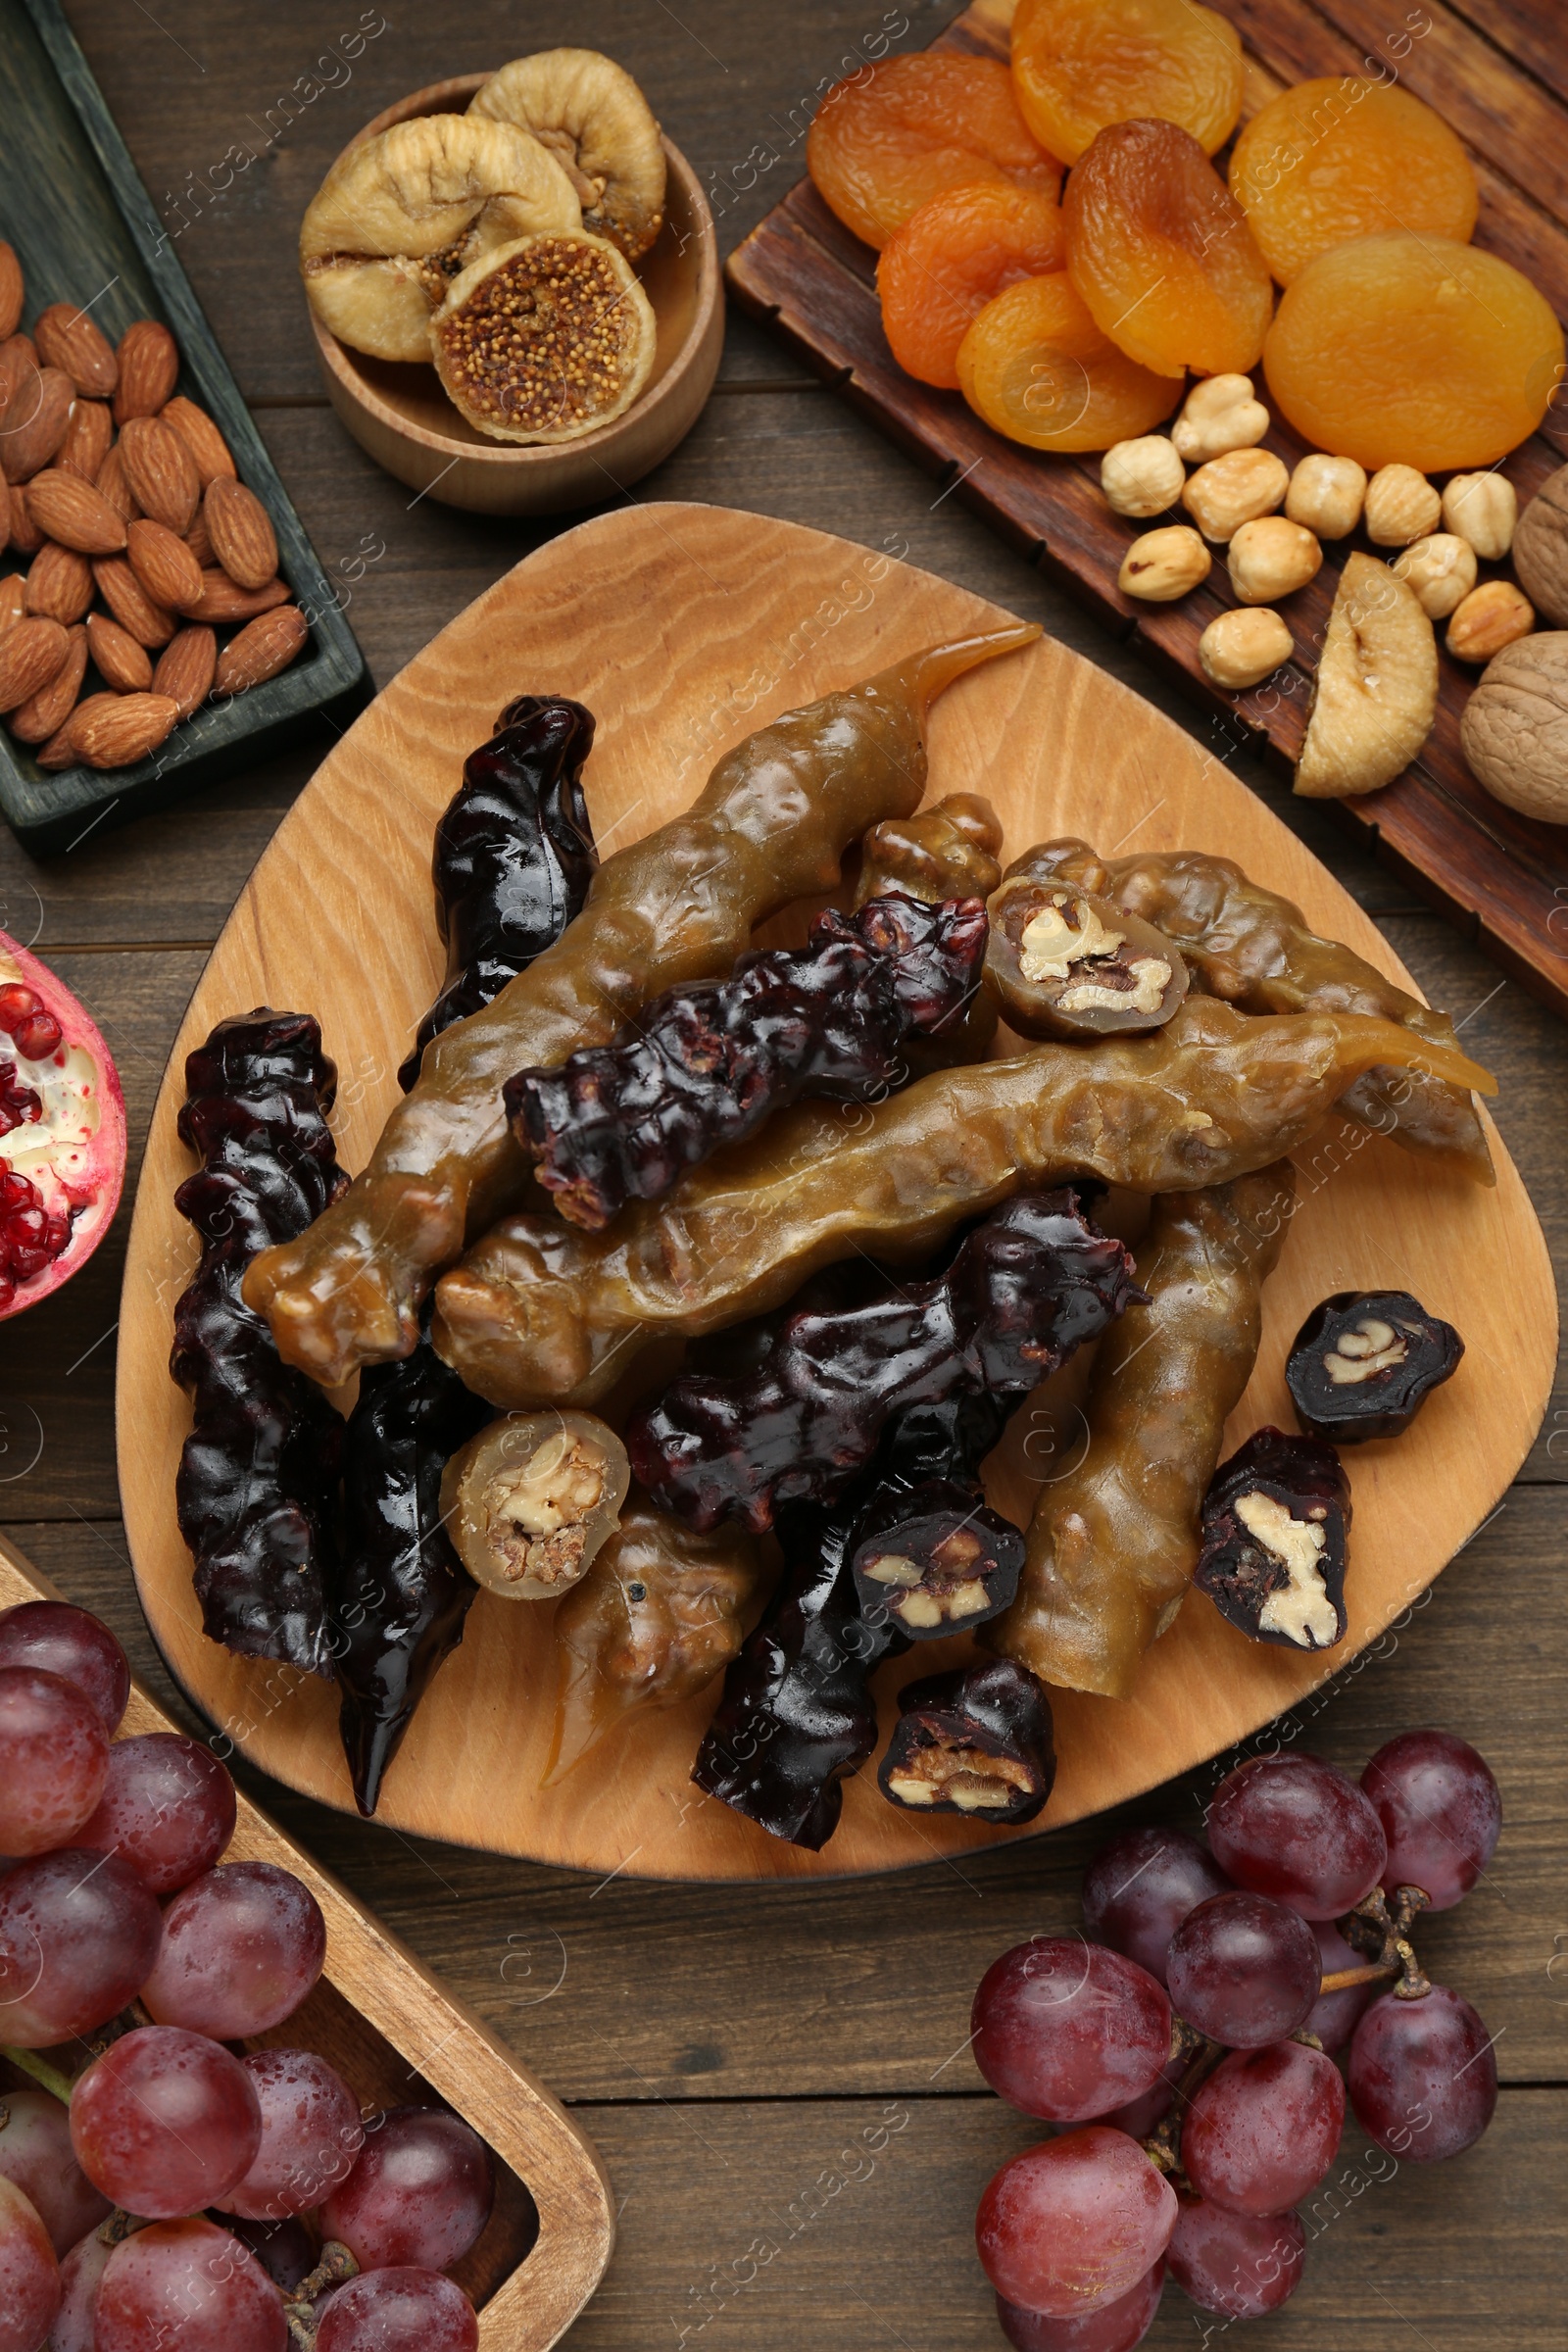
[0,615,69,711]
[24,541,93,625]
[0,337,38,426]
[38,689,119,771]
[114,320,178,424]
[71,689,179,768]
[117,415,198,533]
[86,610,154,693]
[0,475,8,556]
[189,567,289,624]
[91,556,175,647]
[0,246,22,344]
[57,395,114,483]
[184,512,214,568]
[1,368,74,483]
[7,494,42,558]
[215,605,307,695]
[203,476,278,593]
[10,622,86,743]
[125,516,203,614]
[0,574,24,637]
[24,467,126,557]
[161,395,235,485]
[33,304,118,398]
[96,442,140,524]
[151,623,217,719]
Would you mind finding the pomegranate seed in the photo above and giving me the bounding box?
[0,985,43,1038]
[7,1208,49,1250]
[42,1214,71,1258]
[0,1171,35,1211]
[10,1247,48,1279]
[13,1011,62,1059]
[0,1273,13,1310]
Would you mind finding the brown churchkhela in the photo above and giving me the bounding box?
[986,1162,1294,1700]
[241,625,1039,1388]
[431,1000,1492,1409]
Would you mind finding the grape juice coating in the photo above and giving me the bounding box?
[0,1665,109,1853]
[141,1859,325,2037]
[997,2259,1164,2349]
[0,1847,162,2045]
[972,1939,1172,2121]
[321,2107,495,2271]
[1361,1729,1501,1909]
[977,2129,1177,2318]
[71,2025,262,2217]
[1348,1984,1498,2161]
[1081,1826,1232,1986]
[0,2173,59,2352]
[316,2267,480,2352]
[1207,1750,1387,1918]
[1181,2040,1346,2215]
[0,1599,128,1730]
[76,1731,238,1893]
[1165,1891,1321,2047]
[1165,2200,1305,2319]
[217,2047,367,2221]
[95,2217,285,2352]
[0,2089,110,2254]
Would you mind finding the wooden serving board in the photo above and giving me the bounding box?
[117,504,1554,1881]
[0,1532,612,2350]
[725,0,1568,1026]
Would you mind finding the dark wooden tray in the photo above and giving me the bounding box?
[0,0,369,856]
[727,0,1568,1023]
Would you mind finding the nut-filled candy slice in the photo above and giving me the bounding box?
[1286,1290,1463,1444]
[430,231,657,444]
[985,870,1188,1040]
[849,1392,1025,1640]
[1194,1426,1351,1652]
[879,1657,1055,1823]
[440,1410,629,1599]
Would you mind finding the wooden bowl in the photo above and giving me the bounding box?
[309,74,723,514]
[0,1533,613,2348]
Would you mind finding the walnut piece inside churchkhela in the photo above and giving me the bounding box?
[985,872,1188,1041]
[1194,1426,1351,1652]
[469,49,667,262]
[440,1410,629,1599]
[848,1393,1024,1639]
[879,1657,1055,1823]
[1286,1289,1463,1444]
[429,231,657,444]
[854,792,1004,907]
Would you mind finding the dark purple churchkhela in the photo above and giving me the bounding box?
[628,1189,1144,1534]
[505,891,989,1230]
[879,1656,1055,1823]
[849,1392,1025,1640]
[171,1010,350,1677]
[1286,1289,1463,1444]
[1194,1426,1351,1653]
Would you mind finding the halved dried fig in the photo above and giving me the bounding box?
[470,49,665,263]
[299,114,582,363]
[985,868,1188,1038]
[429,231,657,443]
[1295,552,1437,799]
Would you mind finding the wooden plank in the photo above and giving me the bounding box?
[1440,0,1568,115]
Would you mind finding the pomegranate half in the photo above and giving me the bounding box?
[0,930,125,1318]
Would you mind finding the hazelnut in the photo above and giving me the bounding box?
[1441,472,1517,562]
[1286,454,1366,541]
[1364,465,1442,547]
[1511,462,1568,625]
[1182,448,1290,543]
[1227,516,1322,606]
[1199,607,1294,691]
[1171,373,1269,463]
[1446,578,1534,663]
[1101,435,1185,519]
[1460,632,1568,822]
[1117,524,1212,603]
[1392,532,1477,620]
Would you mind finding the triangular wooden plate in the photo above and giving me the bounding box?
[118,505,1554,1880]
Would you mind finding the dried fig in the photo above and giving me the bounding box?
[469,49,665,263]
[1296,552,1437,799]
[1459,633,1568,823]
[429,231,656,444]
[299,114,582,363]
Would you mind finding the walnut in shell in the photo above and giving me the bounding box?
[429,231,657,444]
[1511,461,1568,628]
[1459,632,1568,823]
[299,114,582,363]
[1295,552,1438,800]
[469,49,665,263]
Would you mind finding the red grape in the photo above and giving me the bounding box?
[996,2263,1164,2352]
[1348,1984,1498,2162]
[1165,1891,1320,2047]
[317,2268,478,2352]
[1207,1750,1386,1918]
[141,1862,325,2038]
[1093,2053,1183,2139]
[0,1848,163,2046]
[0,1667,109,1855]
[71,2026,262,2218]
[972,1940,1172,2122]
[1182,2041,1345,2214]
[52,2226,117,2352]
[1165,2198,1305,2318]
[1361,1729,1501,1911]
[0,1602,129,1732]
[976,2129,1177,2319]
[95,2217,285,2352]
[1081,1828,1231,1987]
[1304,1918,1375,2054]
[321,2107,495,2272]
[76,1734,237,1895]
[0,2173,59,2352]
[0,2087,110,2255]
[224,2215,317,2294]
[218,2048,366,2221]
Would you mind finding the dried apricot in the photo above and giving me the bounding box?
[1011,0,1244,165]
[1064,120,1273,378]
[878,183,1066,388]
[808,54,1059,252]
[956,271,1180,452]
[1230,78,1478,285]
[1264,233,1564,471]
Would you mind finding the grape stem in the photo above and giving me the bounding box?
[1142,2023,1226,2182]
[0,2045,74,2104]
[283,2240,360,2351]
[1341,1883,1433,2000]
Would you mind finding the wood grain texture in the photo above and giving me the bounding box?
[0,1530,613,2351]
[114,505,1553,1878]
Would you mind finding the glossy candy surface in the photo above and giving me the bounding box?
[985,876,1187,1041]
[879,1655,1054,1822]
[1286,1291,1463,1444]
[1195,1427,1351,1653]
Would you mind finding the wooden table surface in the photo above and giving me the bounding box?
[8,5,1564,2344]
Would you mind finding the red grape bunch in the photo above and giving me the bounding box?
[0,1600,498,2352]
[968,1732,1502,2347]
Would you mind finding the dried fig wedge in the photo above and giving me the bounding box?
[470,48,666,263]
[1296,552,1438,799]
[429,231,657,443]
[299,114,582,363]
